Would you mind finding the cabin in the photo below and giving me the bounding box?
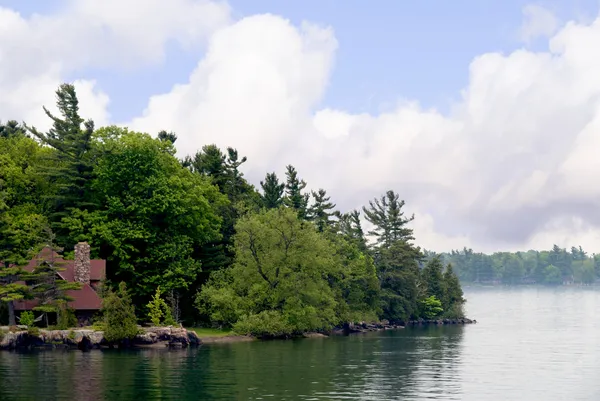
[13,242,105,326]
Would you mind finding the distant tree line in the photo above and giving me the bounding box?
[0,84,465,336]
[425,245,599,285]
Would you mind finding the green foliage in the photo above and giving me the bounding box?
[56,305,77,329]
[19,311,35,327]
[102,282,139,343]
[27,326,40,337]
[64,130,225,303]
[260,172,285,209]
[420,295,443,319]
[197,208,374,337]
[146,286,177,326]
[283,165,309,219]
[308,189,336,232]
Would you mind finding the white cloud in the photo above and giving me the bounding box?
[5,2,600,252]
[129,10,600,252]
[0,1,230,128]
[520,4,559,43]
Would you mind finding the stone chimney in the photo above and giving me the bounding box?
[74,242,91,285]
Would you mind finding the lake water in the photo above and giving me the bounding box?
[1,287,600,400]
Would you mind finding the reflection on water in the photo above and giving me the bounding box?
[0,327,464,400]
[2,287,600,400]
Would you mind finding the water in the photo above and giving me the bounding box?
[1,287,600,400]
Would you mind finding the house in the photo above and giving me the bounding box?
[13,242,105,326]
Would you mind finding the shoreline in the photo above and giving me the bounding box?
[0,318,477,350]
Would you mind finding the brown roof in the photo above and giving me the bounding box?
[11,246,106,312]
[14,284,103,311]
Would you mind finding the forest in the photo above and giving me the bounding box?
[426,245,599,285]
[0,84,464,337]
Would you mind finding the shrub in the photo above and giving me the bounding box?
[56,306,78,330]
[233,311,294,338]
[102,282,139,343]
[146,287,176,326]
[420,295,444,319]
[19,311,36,327]
[68,330,76,340]
[27,327,40,337]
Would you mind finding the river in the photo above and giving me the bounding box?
[1,287,599,400]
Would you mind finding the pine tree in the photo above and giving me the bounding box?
[363,190,414,248]
[24,84,95,246]
[260,172,285,209]
[309,188,336,232]
[337,210,368,252]
[0,120,27,139]
[102,282,139,344]
[157,130,177,144]
[421,257,447,308]
[443,263,465,318]
[283,165,309,219]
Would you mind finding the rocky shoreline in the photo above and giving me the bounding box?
[0,318,477,350]
[0,326,201,351]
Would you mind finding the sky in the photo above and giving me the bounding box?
[2,0,600,253]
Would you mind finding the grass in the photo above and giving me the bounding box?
[189,328,233,338]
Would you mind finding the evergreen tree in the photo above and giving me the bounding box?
[309,188,336,232]
[363,190,423,322]
[0,120,27,139]
[102,282,139,345]
[421,257,447,309]
[283,165,309,219]
[24,84,95,246]
[260,172,285,209]
[443,264,465,318]
[157,130,177,144]
[337,210,368,252]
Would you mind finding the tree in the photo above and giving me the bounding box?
[443,264,465,318]
[309,188,336,232]
[29,230,82,326]
[157,130,177,144]
[260,172,285,209]
[421,257,446,308]
[146,286,176,326]
[102,282,139,345]
[198,208,349,337]
[283,165,309,219]
[337,210,368,252]
[24,83,96,246]
[0,120,26,139]
[363,190,423,322]
[363,190,414,249]
[63,130,225,305]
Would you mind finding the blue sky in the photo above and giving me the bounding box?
[4,0,598,122]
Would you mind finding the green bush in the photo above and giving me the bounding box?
[420,295,444,319]
[27,327,40,337]
[102,282,140,343]
[146,286,177,326]
[19,311,36,327]
[56,307,78,330]
[233,311,294,338]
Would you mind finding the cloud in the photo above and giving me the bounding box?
[5,2,600,252]
[0,0,230,129]
[519,4,559,43]
[129,10,600,253]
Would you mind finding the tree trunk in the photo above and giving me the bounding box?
[8,301,16,326]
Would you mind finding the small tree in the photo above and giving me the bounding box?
[420,295,443,319]
[147,286,176,326]
[102,282,139,344]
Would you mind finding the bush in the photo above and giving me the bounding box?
[56,306,78,330]
[146,286,176,326]
[27,327,40,337]
[420,295,444,319]
[102,282,140,343]
[19,311,36,327]
[233,311,294,338]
